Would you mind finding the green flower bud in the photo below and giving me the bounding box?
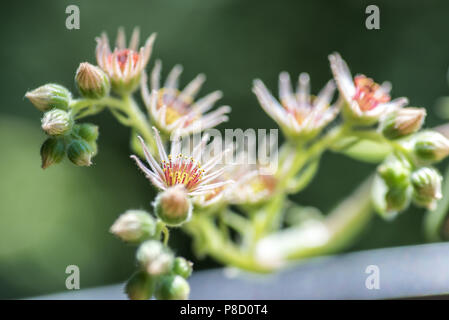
[125,271,155,300]
[172,257,193,279]
[411,167,443,210]
[154,186,192,227]
[377,155,411,189]
[67,139,93,167]
[373,157,413,219]
[380,107,426,139]
[136,240,174,276]
[413,131,449,164]
[74,123,99,142]
[25,84,71,111]
[40,138,66,169]
[75,62,110,99]
[110,209,157,243]
[385,185,412,213]
[155,275,190,300]
[88,140,98,157]
[41,109,73,136]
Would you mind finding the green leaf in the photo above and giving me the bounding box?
[337,139,392,163]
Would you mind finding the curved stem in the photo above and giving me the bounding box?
[186,214,273,273]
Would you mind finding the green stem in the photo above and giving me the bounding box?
[259,175,375,263]
[186,215,273,273]
[122,95,157,153]
[70,95,157,154]
[253,124,350,240]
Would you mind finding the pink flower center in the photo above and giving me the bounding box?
[162,155,204,190]
[353,75,390,111]
[108,49,139,72]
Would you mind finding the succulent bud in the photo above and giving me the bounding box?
[372,174,412,219]
[378,155,411,189]
[172,257,193,279]
[136,240,174,276]
[125,270,155,300]
[75,62,110,99]
[25,84,71,111]
[155,275,190,300]
[110,209,157,243]
[154,185,192,226]
[74,123,99,142]
[380,107,426,139]
[373,156,413,218]
[40,138,66,169]
[411,167,443,210]
[412,131,449,164]
[67,139,93,167]
[384,185,412,213]
[41,109,73,135]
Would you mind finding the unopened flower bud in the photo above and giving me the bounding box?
[385,185,412,213]
[172,257,193,279]
[411,167,443,210]
[373,157,413,218]
[378,156,411,189]
[413,131,449,164]
[41,109,73,135]
[155,275,190,300]
[40,138,66,169]
[74,123,99,142]
[154,185,192,226]
[136,240,174,276]
[380,107,426,139]
[125,271,155,300]
[75,62,110,99]
[25,84,71,111]
[110,209,157,243]
[67,139,93,167]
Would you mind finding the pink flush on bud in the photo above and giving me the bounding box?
[353,75,391,111]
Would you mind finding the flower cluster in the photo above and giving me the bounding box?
[25,26,449,300]
[25,81,100,169]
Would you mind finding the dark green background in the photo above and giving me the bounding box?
[1,0,449,299]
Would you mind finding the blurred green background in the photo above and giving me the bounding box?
[1,0,449,298]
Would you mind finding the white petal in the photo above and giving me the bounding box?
[152,127,169,163]
[151,60,162,91]
[129,27,140,51]
[328,53,356,102]
[164,65,183,89]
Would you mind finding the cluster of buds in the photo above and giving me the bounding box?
[373,151,444,217]
[110,209,193,300]
[25,61,111,168]
[130,239,192,300]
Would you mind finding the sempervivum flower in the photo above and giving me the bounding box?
[130,128,233,196]
[329,52,408,124]
[141,60,230,136]
[228,167,277,206]
[96,27,156,94]
[253,72,339,140]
